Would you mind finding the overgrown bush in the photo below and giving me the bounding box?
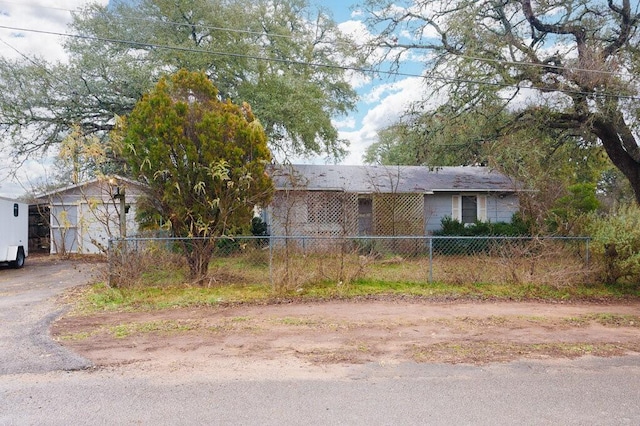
[109,241,187,288]
[250,216,269,248]
[547,183,600,234]
[433,214,530,255]
[587,204,640,285]
[214,237,241,256]
[434,214,530,237]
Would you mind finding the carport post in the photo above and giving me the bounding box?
[117,191,126,238]
[110,180,126,238]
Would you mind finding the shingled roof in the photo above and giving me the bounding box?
[271,164,518,193]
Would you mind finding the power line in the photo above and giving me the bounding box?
[0,0,636,77]
[0,1,343,45]
[0,36,66,86]
[0,23,638,101]
[0,0,633,81]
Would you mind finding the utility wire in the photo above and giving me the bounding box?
[0,36,68,87]
[0,1,344,44]
[0,23,637,101]
[0,0,633,80]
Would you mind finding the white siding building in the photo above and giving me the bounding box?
[36,176,146,255]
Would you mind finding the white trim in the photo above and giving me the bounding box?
[477,195,487,222]
[453,194,488,223]
[451,195,461,222]
[37,175,147,199]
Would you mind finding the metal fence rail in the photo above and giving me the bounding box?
[108,235,591,288]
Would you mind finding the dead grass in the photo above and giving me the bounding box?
[106,240,600,297]
[108,244,187,288]
[410,341,640,365]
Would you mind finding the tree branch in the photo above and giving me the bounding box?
[520,0,586,44]
[604,0,639,57]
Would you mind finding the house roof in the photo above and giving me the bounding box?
[36,175,147,200]
[0,196,24,203]
[271,164,519,193]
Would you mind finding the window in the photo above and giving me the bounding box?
[452,195,487,224]
[461,196,477,224]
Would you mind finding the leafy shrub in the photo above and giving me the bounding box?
[547,183,600,234]
[250,216,269,248]
[587,204,640,284]
[216,236,243,256]
[251,216,269,237]
[438,216,467,235]
[434,214,530,237]
[433,214,531,255]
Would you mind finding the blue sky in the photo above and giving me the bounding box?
[0,0,427,196]
[303,0,427,166]
[318,0,360,22]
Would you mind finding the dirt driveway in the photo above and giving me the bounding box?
[52,293,640,375]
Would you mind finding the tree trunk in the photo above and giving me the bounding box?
[184,239,216,283]
[592,118,640,205]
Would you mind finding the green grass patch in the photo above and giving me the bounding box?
[72,276,640,315]
[139,268,187,287]
[77,281,271,312]
[587,313,640,327]
[80,247,640,313]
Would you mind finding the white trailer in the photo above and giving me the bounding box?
[0,197,28,268]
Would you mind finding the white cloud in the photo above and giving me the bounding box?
[350,8,364,18]
[0,156,53,198]
[344,69,371,90]
[333,116,356,130]
[0,1,108,62]
[280,76,429,167]
[337,76,446,165]
[338,19,370,46]
[288,75,425,167]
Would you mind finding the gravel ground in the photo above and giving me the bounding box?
[0,256,99,375]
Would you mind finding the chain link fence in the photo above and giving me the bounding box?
[108,235,591,289]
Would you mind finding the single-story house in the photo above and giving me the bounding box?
[265,164,521,237]
[34,176,146,255]
[30,165,520,253]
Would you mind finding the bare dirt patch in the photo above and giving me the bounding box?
[51,299,640,372]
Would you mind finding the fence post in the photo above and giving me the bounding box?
[580,237,591,284]
[585,237,590,269]
[269,235,274,289]
[428,237,433,283]
[107,238,113,287]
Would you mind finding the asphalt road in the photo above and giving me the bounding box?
[2,357,640,425]
[2,257,640,425]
